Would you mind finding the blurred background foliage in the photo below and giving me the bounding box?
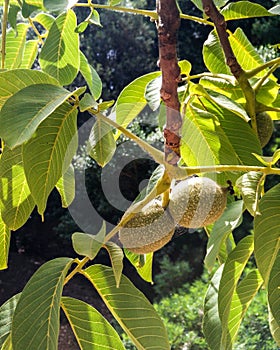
[1,0,279,347]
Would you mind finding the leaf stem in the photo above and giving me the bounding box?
[63,257,90,285]
[74,2,214,25]
[92,111,165,165]
[246,57,280,79]
[173,164,280,179]
[1,0,9,69]
[180,13,214,26]
[28,17,44,44]
[74,2,158,19]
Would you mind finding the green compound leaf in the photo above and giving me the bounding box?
[23,102,78,215]
[3,23,28,69]
[221,1,275,21]
[39,9,80,85]
[204,200,243,271]
[236,171,263,216]
[0,83,73,148]
[203,265,224,350]
[21,40,39,69]
[104,241,124,288]
[224,269,263,349]
[254,183,280,286]
[56,164,75,208]
[72,222,106,260]
[1,333,12,350]
[11,257,73,350]
[269,308,280,346]
[43,0,68,12]
[79,52,102,100]
[0,69,59,110]
[33,12,55,31]
[124,250,154,283]
[0,214,10,270]
[88,117,116,167]
[218,236,254,348]
[0,146,35,230]
[61,297,125,350]
[83,264,170,350]
[0,294,21,347]
[181,104,240,178]
[203,28,271,78]
[115,71,161,139]
[7,5,21,32]
[268,252,280,329]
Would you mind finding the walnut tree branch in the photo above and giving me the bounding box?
[156,0,182,165]
[202,0,257,130]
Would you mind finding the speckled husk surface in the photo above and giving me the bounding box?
[256,112,274,148]
[119,200,175,254]
[169,177,227,228]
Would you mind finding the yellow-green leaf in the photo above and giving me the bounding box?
[205,200,243,271]
[83,264,170,350]
[1,23,28,69]
[222,1,275,21]
[56,164,75,208]
[268,252,280,329]
[88,117,116,167]
[0,83,73,148]
[203,265,224,350]
[104,241,124,288]
[0,69,59,110]
[39,9,80,85]
[11,257,73,350]
[236,171,263,216]
[254,184,280,285]
[0,294,20,347]
[218,236,254,348]
[61,297,125,350]
[79,52,102,100]
[115,71,161,139]
[0,214,10,270]
[0,146,35,230]
[72,222,105,260]
[23,102,78,215]
[225,269,263,349]
[21,40,39,69]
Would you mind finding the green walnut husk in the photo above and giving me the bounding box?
[169,177,227,228]
[119,200,175,254]
[256,112,274,148]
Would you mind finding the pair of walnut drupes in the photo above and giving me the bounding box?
[119,112,273,254]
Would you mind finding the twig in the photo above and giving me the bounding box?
[156,0,182,165]
[201,0,257,131]
[1,0,9,69]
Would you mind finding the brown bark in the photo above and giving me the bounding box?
[202,0,243,79]
[156,0,182,165]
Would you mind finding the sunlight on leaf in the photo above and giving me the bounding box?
[61,297,125,349]
[0,294,20,347]
[83,264,169,349]
[0,146,35,230]
[56,164,75,208]
[115,71,161,139]
[72,222,106,260]
[0,84,74,148]
[104,241,124,288]
[254,184,280,285]
[12,258,73,350]
[203,265,224,350]
[205,200,243,271]
[39,9,80,85]
[218,236,254,348]
[236,171,263,216]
